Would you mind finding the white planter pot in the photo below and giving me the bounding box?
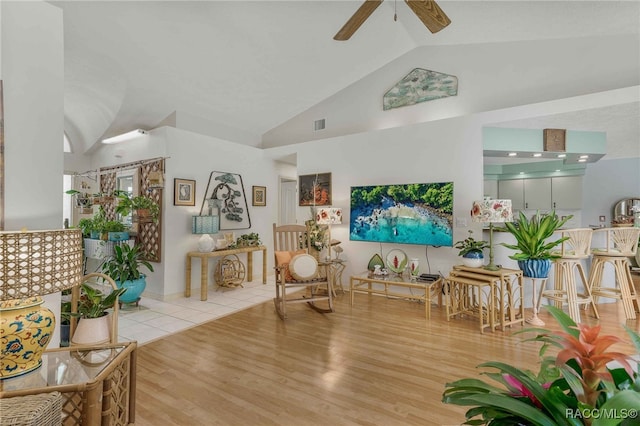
[71,314,111,346]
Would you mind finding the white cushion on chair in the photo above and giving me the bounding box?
[289,254,318,281]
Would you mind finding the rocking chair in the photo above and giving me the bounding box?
[272,223,334,319]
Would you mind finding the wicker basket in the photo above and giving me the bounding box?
[0,392,62,426]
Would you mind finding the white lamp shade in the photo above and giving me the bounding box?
[471,199,513,223]
[316,208,342,225]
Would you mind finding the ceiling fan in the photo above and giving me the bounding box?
[334,0,451,41]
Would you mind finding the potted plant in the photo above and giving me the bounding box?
[103,220,129,241]
[115,191,160,223]
[454,230,489,267]
[442,305,640,425]
[77,217,96,238]
[60,299,72,347]
[499,210,572,278]
[66,189,93,214]
[102,244,154,305]
[71,282,126,345]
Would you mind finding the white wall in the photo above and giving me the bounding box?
[92,126,285,299]
[274,113,486,281]
[582,157,640,226]
[1,0,64,345]
[264,35,640,147]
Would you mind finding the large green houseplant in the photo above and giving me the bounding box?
[442,305,640,426]
[499,210,572,277]
[102,244,154,304]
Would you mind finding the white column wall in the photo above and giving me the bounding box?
[1,0,64,345]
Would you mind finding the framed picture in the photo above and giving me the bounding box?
[299,173,331,206]
[174,178,195,206]
[252,185,266,206]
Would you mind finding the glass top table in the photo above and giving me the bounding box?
[350,271,443,319]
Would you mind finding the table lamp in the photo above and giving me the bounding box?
[316,207,342,260]
[0,229,83,379]
[192,198,220,252]
[471,199,513,271]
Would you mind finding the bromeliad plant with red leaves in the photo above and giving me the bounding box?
[442,306,640,426]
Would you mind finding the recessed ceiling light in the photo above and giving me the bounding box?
[579,155,589,159]
[508,152,517,157]
[533,153,542,157]
[519,172,524,174]
[557,154,566,158]
[555,169,561,172]
[578,159,587,162]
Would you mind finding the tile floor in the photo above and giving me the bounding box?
[116,277,279,345]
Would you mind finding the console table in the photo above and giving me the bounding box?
[185,245,267,301]
[0,342,137,426]
[350,272,442,319]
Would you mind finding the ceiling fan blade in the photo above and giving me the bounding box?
[405,0,451,34]
[334,0,384,41]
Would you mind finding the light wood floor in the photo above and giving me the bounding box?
[134,293,639,426]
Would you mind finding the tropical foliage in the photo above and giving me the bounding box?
[500,210,572,261]
[454,230,489,256]
[442,306,640,426]
[114,191,160,222]
[101,244,154,283]
[350,182,453,213]
[75,283,126,319]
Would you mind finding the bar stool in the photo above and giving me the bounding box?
[537,228,598,323]
[588,227,640,320]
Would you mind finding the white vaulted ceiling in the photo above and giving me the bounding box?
[51,1,639,158]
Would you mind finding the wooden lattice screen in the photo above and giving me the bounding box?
[100,159,164,262]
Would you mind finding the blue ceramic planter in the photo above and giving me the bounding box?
[117,275,147,304]
[517,259,551,278]
[461,250,484,268]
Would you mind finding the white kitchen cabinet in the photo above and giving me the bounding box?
[498,176,583,212]
[524,178,551,210]
[551,176,583,209]
[498,180,524,210]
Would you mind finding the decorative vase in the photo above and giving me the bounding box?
[409,258,420,276]
[71,314,111,346]
[117,275,147,304]
[518,259,552,278]
[60,323,70,347]
[0,297,55,379]
[198,234,214,252]
[310,247,321,261]
[461,250,484,268]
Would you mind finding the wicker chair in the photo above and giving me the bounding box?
[272,223,333,319]
[588,227,640,320]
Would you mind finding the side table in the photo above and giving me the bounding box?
[330,259,347,294]
[451,265,525,330]
[0,342,137,426]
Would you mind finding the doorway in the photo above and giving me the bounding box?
[278,176,297,225]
